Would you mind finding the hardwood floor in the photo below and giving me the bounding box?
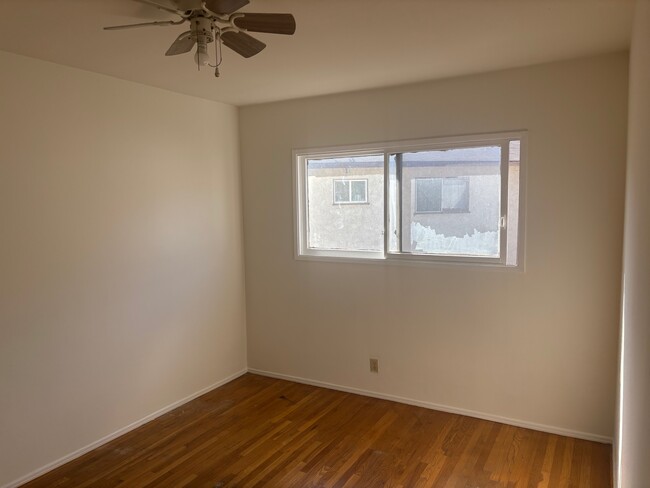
[23,374,612,488]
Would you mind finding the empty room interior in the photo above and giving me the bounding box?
[1,0,649,487]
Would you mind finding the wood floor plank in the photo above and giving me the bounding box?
[21,374,612,488]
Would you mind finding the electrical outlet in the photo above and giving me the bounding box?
[369,358,379,373]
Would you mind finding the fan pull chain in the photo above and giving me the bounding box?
[208,27,223,77]
[215,31,223,78]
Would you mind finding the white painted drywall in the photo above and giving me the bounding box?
[240,53,628,440]
[0,51,247,487]
[617,1,650,486]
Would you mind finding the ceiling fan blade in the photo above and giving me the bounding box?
[204,0,249,14]
[165,31,196,55]
[132,0,185,15]
[104,20,179,31]
[172,0,203,10]
[233,13,296,35]
[221,31,266,58]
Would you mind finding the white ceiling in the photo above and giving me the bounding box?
[0,0,634,106]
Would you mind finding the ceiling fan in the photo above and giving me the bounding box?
[104,0,296,77]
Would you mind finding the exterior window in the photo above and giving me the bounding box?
[333,179,368,204]
[415,178,469,213]
[294,132,525,267]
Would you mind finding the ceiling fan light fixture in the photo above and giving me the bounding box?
[194,42,210,66]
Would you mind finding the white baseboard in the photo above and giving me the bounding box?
[248,368,613,445]
[2,368,248,488]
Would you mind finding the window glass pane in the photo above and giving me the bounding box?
[333,180,349,203]
[350,180,367,202]
[399,146,501,257]
[415,179,442,212]
[388,154,400,253]
[506,140,521,266]
[307,155,384,252]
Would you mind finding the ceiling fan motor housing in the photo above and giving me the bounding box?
[191,16,214,44]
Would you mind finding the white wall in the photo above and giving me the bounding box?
[0,51,247,487]
[240,53,628,441]
[617,1,650,486]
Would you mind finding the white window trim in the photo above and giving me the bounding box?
[293,131,527,270]
[333,178,368,204]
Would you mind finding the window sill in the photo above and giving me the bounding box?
[295,252,524,272]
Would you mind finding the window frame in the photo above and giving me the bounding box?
[293,131,527,269]
[333,178,369,205]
